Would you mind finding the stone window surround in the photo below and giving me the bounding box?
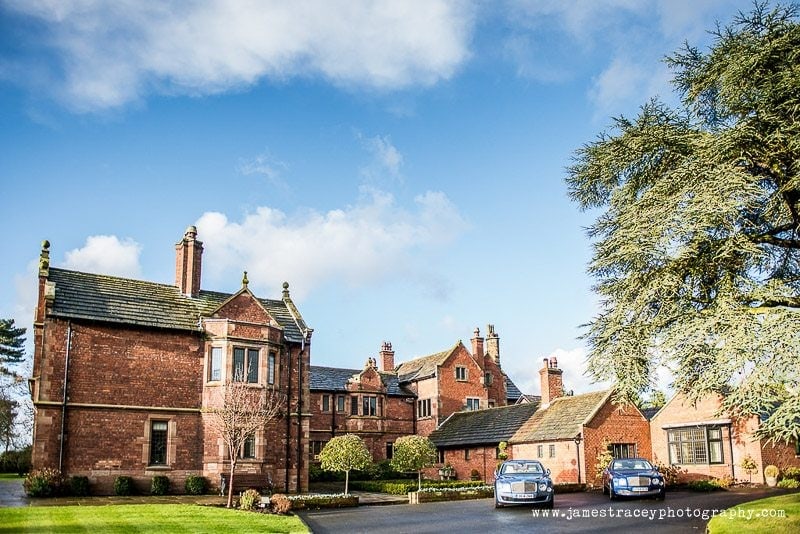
[666,425,725,465]
[205,341,281,387]
[142,415,177,470]
[455,366,468,381]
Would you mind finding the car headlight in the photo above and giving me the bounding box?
[538,482,548,491]
[496,482,511,492]
[652,477,664,485]
[613,477,627,486]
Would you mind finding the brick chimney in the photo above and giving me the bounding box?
[379,341,395,371]
[471,327,485,370]
[539,356,563,407]
[485,324,500,366]
[175,226,203,297]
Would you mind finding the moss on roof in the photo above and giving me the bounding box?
[510,390,611,443]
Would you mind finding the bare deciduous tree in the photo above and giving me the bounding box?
[204,375,284,508]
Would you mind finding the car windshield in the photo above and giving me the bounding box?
[611,459,653,471]
[501,462,543,475]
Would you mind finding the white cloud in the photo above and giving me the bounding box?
[63,235,143,278]
[6,0,475,112]
[365,135,404,176]
[511,346,611,397]
[237,150,288,188]
[195,187,466,300]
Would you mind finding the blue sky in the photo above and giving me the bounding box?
[0,0,749,397]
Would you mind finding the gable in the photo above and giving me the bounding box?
[441,343,482,372]
[212,291,274,325]
[510,390,610,443]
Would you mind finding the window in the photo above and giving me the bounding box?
[267,352,276,385]
[438,449,445,464]
[350,396,359,416]
[466,398,480,411]
[240,435,256,459]
[322,394,330,413]
[418,398,432,418]
[209,347,222,381]
[386,442,394,460]
[795,440,800,456]
[233,347,259,383]
[465,448,471,460]
[455,366,467,381]
[484,372,493,386]
[310,440,326,459]
[609,443,637,458]
[149,421,168,466]
[337,395,346,412]
[537,445,543,458]
[362,395,377,416]
[667,426,725,464]
[549,444,556,458]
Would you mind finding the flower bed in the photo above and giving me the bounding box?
[351,479,487,495]
[408,485,494,504]
[286,493,359,510]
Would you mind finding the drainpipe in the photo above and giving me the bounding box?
[58,322,73,472]
[574,434,583,485]
[284,345,291,492]
[297,333,307,492]
[728,424,735,479]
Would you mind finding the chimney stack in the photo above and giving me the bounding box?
[379,341,395,372]
[175,226,203,297]
[471,327,485,370]
[539,356,564,407]
[486,324,500,366]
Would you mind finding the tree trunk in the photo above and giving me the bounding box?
[418,470,422,492]
[345,469,350,496]
[227,459,237,508]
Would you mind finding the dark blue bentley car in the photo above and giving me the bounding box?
[494,460,554,509]
[602,458,665,500]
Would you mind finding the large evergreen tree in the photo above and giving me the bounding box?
[0,319,26,378]
[567,3,800,442]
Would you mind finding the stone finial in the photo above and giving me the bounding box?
[185,225,198,239]
[282,281,290,298]
[39,240,51,276]
[242,271,249,288]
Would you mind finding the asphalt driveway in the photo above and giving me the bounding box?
[298,487,795,534]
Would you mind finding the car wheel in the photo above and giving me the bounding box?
[609,487,616,501]
[656,490,665,501]
[602,483,608,495]
[494,500,504,509]
[544,499,554,509]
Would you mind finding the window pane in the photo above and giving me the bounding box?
[149,421,168,465]
[267,353,276,385]
[233,348,245,381]
[210,347,222,381]
[351,396,358,415]
[247,349,259,383]
[337,395,345,412]
[322,395,330,412]
[709,440,723,463]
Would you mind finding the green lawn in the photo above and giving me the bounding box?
[707,493,800,534]
[0,503,308,533]
[0,474,23,481]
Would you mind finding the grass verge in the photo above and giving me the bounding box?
[706,492,800,533]
[0,503,308,533]
[0,473,23,482]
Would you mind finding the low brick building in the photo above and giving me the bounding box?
[30,227,312,494]
[428,402,539,482]
[308,328,523,463]
[650,392,800,483]
[509,358,652,486]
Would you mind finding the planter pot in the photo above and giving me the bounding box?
[766,476,778,487]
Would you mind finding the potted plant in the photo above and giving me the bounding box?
[438,463,455,480]
[764,465,779,487]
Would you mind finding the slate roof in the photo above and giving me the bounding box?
[47,268,307,342]
[640,407,660,421]
[505,376,523,402]
[429,403,540,447]
[510,390,611,443]
[309,366,414,397]
[395,345,456,382]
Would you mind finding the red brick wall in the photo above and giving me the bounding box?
[511,440,580,484]
[437,344,487,421]
[582,399,652,486]
[423,446,498,483]
[759,440,800,477]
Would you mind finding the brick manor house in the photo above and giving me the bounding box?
[30,227,312,494]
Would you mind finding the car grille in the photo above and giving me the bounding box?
[627,476,650,486]
[511,481,538,493]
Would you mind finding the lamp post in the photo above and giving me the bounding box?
[573,435,583,485]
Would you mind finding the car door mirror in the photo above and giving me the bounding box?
[545,468,551,476]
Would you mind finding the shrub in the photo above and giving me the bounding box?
[23,468,64,497]
[239,488,261,510]
[151,475,170,495]
[184,475,207,495]
[0,446,32,475]
[114,476,134,496]
[687,478,727,492]
[777,478,800,489]
[655,462,682,486]
[782,467,800,481]
[309,463,344,482]
[270,493,293,514]
[764,465,779,478]
[287,493,359,510]
[69,475,90,497]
